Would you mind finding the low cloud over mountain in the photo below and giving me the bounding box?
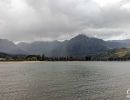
[0,0,130,41]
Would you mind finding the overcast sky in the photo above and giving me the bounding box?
[0,0,130,42]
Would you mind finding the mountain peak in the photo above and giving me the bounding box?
[75,34,87,38]
[71,34,89,41]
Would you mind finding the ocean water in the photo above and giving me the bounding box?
[0,61,130,100]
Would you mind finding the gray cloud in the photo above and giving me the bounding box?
[0,0,130,42]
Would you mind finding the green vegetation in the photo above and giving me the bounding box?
[0,48,130,61]
[93,48,130,61]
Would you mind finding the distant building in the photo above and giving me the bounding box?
[0,58,6,61]
[26,55,41,61]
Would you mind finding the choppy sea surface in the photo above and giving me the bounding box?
[0,61,130,100]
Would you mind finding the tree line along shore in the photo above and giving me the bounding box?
[1,51,130,61]
[1,48,130,61]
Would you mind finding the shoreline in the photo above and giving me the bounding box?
[0,60,130,63]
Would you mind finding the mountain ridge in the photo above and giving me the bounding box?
[0,34,130,56]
